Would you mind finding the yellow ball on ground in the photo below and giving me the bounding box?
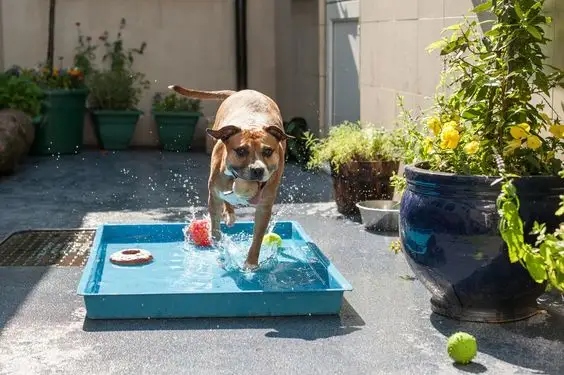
[447,332,477,365]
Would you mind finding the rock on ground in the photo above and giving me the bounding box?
[0,109,34,175]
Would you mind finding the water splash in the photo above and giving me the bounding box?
[182,217,282,273]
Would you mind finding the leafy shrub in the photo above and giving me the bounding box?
[86,18,150,110]
[87,70,149,110]
[0,69,44,117]
[307,121,401,172]
[152,92,201,112]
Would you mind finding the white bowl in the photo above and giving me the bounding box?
[356,200,400,232]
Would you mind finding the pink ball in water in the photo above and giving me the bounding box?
[188,219,212,247]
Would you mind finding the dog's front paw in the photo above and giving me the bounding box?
[223,210,236,227]
[243,261,259,271]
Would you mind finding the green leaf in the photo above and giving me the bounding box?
[526,25,543,41]
[524,252,547,283]
[444,23,462,32]
[461,107,483,119]
[426,39,447,52]
[473,0,492,14]
[514,2,524,19]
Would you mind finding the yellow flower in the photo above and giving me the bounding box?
[463,141,479,155]
[526,135,542,150]
[549,124,564,139]
[427,117,441,136]
[509,123,530,139]
[503,139,522,155]
[444,120,460,131]
[423,138,434,154]
[440,125,460,149]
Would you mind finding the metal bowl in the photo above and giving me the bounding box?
[355,200,400,232]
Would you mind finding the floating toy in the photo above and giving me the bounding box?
[110,248,153,265]
[262,232,282,248]
[188,219,212,247]
[447,332,477,365]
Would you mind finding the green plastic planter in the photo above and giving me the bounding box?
[91,110,142,150]
[30,88,88,155]
[153,111,201,152]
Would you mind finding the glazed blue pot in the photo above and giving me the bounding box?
[399,164,563,323]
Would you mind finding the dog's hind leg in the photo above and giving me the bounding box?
[223,202,236,227]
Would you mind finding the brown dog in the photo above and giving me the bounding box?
[168,85,292,268]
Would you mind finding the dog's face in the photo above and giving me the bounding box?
[207,126,290,182]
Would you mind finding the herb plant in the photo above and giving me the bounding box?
[152,92,201,113]
[307,121,402,172]
[87,18,150,110]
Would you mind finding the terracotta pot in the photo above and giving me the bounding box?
[331,160,399,215]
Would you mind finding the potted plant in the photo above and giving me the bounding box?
[306,121,401,216]
[87,18,150,150]
[391,0,563,322]
[27,62,87,155]
[152,91,202,152]
[22,22,97,156]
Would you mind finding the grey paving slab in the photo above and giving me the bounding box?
[0,151,562,375]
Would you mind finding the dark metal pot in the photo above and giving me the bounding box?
[399,164,563,323]
[331,160,399,216]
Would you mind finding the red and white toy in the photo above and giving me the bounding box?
[187,219,212,247]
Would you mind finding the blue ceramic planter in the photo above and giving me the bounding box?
[399,164,563,323]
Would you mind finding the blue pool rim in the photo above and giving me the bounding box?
[77,221,353,297]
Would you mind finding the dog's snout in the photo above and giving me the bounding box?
[250,167,265,180]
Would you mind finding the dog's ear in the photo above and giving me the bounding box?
[206,125,241,142]
[265,126,294,142]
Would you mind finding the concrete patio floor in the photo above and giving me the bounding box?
[0,151,563,375]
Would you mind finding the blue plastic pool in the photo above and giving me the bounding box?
[77,221,352,319]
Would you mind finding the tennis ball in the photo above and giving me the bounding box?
[262,232,282,247]
[447,332,477,365]
[233,179,259,199]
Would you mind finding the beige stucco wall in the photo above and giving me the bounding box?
[0,0,319,149]
[356,0,564,128]
[317,0,564,131]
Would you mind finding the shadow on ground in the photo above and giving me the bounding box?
[81,299,364,341]
[453,362,488,374]
[430,291,564,375]
[0,268,47,334]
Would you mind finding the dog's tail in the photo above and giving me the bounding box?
[168,85,236,100]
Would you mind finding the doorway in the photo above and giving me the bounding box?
[326,1,360,128]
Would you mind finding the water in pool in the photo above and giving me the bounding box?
[94,223,330,295]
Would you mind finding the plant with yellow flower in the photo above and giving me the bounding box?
[391,0,564,320]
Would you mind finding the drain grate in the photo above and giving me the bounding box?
[0,229,95,267]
